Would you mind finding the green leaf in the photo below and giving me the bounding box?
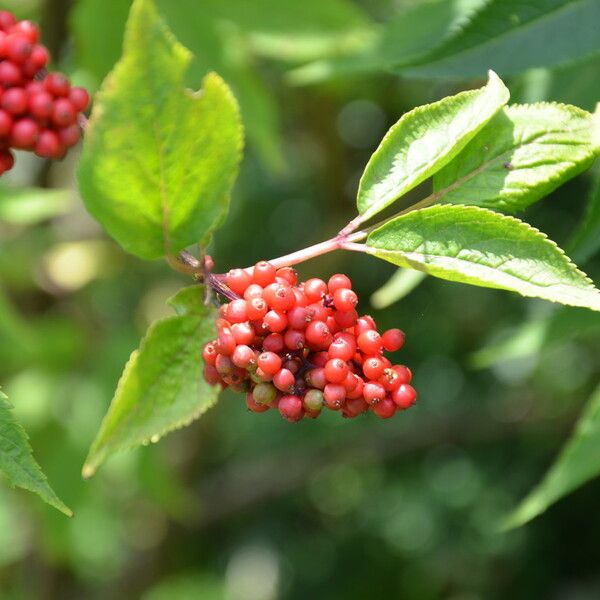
[398,0,600,79]
[370,269,427,309]
[568,169,600,263]
[503,382,600,529]
[356,71,509,222]
[77,0,243,260]
[83,286,219,478]
[366,204,600,311]
[433,103,598,212]
[0,390,72,516]
[0,185,72,225]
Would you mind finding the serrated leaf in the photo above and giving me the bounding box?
[357,71,509,222]
[503,382,600,529]
[78,0,243,260]
[433,103,598,212]
[0,390,72,516]
[0,186,72,225]
[366,204,600,311]
[370,269,427,309]
[398,0,600,79]
[83,286,219,478]
[568,169,600,263]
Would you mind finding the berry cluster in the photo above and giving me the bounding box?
[0,11,90,175]
[203,261,416,422]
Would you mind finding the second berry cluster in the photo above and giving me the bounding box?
[0,10,90,174]
[203,261,417,422]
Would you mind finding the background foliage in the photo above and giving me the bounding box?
[0,0,599,598]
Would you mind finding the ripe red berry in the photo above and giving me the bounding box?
[284,329,305,350]
[333,288,358,312]
[279,395,303,422]
[0,60,21,86]
[29,91,54,119]
[287,306,308,330]
[204,364,220,386]
[305,367,326,390]
[273,368,295,392]
[257,351,282,376]
[371,397,396,419]
[305,320,332,350]
[68,86,90,112]
[29,44,49,70]
[225,299,248,323]
[323,383,345,409]
[0,109,13,136]
[0,11,17,31]
[226,268,253,295]
[363,381,386,405]
[263,309,287,333]
[1,87,27,115]
[392,364,412,384]
[51,98,76,127]
[58,124,81,148]
[5,34,32,63]
[324,358,349,383]
[382,328,405,352]
[304,278,327,303]
[34,130,61,158]
[216,327,236,356]
[246,297,268,320]
[232,344,256,369]
[10,118,39,149]
[392,384,417,410]
[276,266,298,286]
[328,273,352,293]
[253,260,276,286]
[363,356,385,380]
[0,149,15,174]
[263,282,296,311]
[357,329,383,355]
[43,72,70,97]
[10,20,39,43]
[202,342,217,365]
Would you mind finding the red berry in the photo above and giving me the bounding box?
[34,130,61,158]
[243,283,263,300]
[29,44,49,70]
[5,33,32,63]
[392,364,412,384]
[10,117,39,149]
[232,345,256,369]
[1,87,27,115]
[253,260,276,287]
[344,397,369,417]
[0,149,14,174]
[392,384,417,410]
[305,367,326,390]
[305,320,332,350]
[263,309,287,333]
[357,330,383,355]
[323,383,345,409]
[333,308,358,328]
[279,395,303,422]
[372,397,396,419]
[363,381,386,405]
[257,351,282,376]
[52,98,76,127]
[276,266,298,286]
[216,327,236,356]
[263,282,296,311]
[203,364,221,386]
[287,306,308,330]
[0,109,13,136]
[226,268,252,295]
[68,86,90,112]
[246,297,268,320]
[215,354,234,377]
[225,299,248,323]
[382,328,405,352]
[333,288,358,312]
[58,124,81,148]
[0,11,17,31]
[43,72,70,97]
[328,273,352,293]
[262,333,284,353]
[284,329,305,350]
[355,316,376,335]
[379,368,401,392]
[324,358,349,384]
[362,356,385,380]
[0,60,22,86]
[328,336,355,361]
[273,368,295,392]
[9,21,39,43]
[29,91,54,119]
[304,278,327,302]
[202,342,217,365]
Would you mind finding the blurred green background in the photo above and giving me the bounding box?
[1,0,600,598]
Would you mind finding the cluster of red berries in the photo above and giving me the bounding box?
[202,261,416,422]
[0,11,90,175]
